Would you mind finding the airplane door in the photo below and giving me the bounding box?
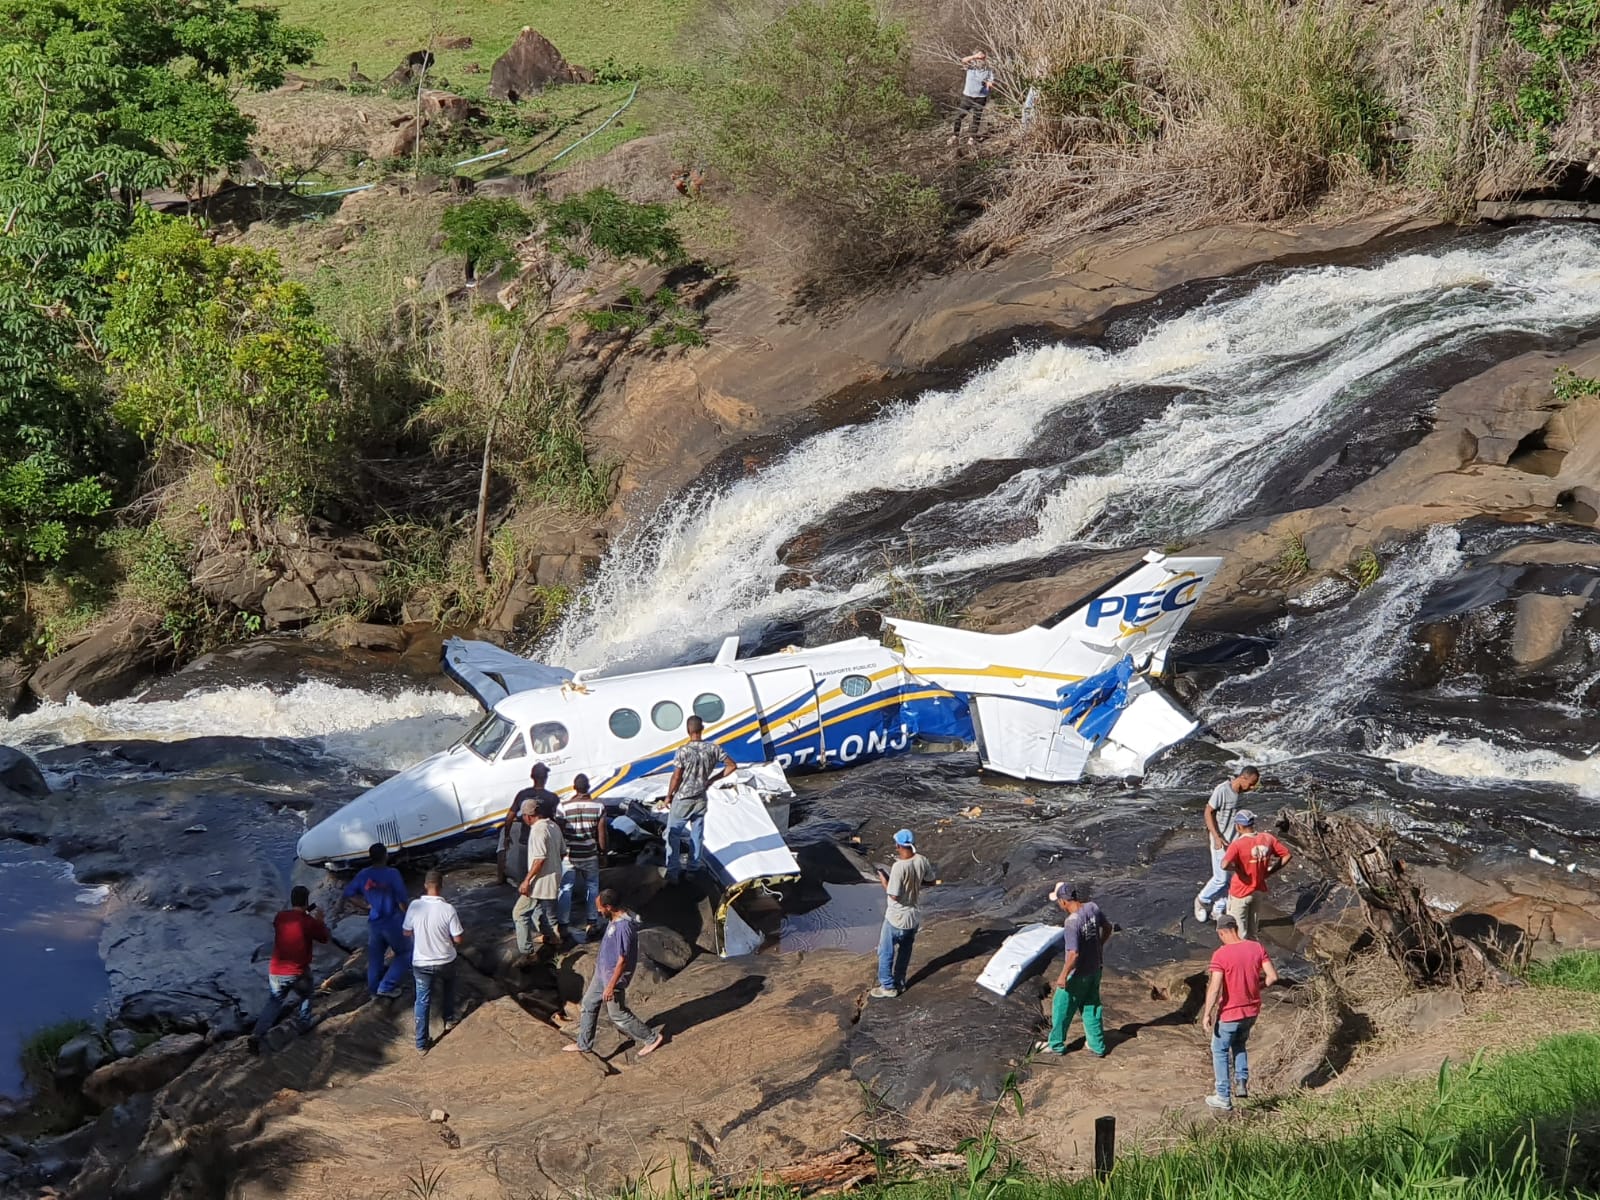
[750,666,826,770]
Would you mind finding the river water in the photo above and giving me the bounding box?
[4,224,1600,1093]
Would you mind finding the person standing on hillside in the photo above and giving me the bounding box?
[562,889,666,1058]
[1193,766,1260,924]
[335,842,411,999]
[663,716,735,884]
[403,869,464,1055]
[514,797,566,953]
[1202,913,1279,1110]
[871,828,935,999]
[950,50,995,146]
[247,885,329,1054]
[1221,810,1292,941]
[499,762,556,887]
[1037,881,1113,1057]
[558,773,608,938]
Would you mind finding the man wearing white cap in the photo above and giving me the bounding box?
[1037,882,1113,1057]
[871,828,934,999]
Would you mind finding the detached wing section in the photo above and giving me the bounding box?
[886,551,1222,782]
[441,637,574,709]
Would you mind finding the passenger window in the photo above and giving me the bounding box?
[652,701,684,731]
[529,722,570,754]
[501,733,528,761]
[841,674,872,698]
[693,692,725,723]
[609,708,642,739]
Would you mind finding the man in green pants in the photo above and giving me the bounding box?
[1038,881,1113,1057]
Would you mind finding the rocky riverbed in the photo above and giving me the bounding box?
[5,217,1600,1198]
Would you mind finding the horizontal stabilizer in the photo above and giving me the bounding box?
[976,923,1062,996]
[440,637,574,708]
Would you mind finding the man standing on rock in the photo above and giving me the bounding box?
[248,885,329,1054]
[1220,810,1292,941]
[663,716,735,884]
[337,842,411,999]
[871,828,935,999]
[1038,882,1113,1058]
[514,797,565,953]
[1193,766,1260,924]
[499,762,556,887]
[404,869,464,1055]
[558,773,607,939]
[562,888,666,1058]
[1202,912,1279,1110]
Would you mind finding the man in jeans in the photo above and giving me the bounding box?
[1202,913,1279,1110]
[1038,882,1113,1057]
[403,869,464,1054]
[558,773,607,939]
[950,49,994,145]
[562,889,666,1057]
[1221,809,1292,941]
[335,842,410,998]
[662,716,735,884]
[1193,767,1259,924]
[513,797,565,952]
[871,828,934,999]
[499,762,556,886]
[247,885,329,1054]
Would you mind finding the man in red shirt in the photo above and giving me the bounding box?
[248,885,330,1054]
[1202,913,1279,1110]
[1219,810,1291,941]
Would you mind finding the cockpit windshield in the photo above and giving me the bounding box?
[463,713,515,761]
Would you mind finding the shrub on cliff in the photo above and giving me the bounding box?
[693,0,947,279]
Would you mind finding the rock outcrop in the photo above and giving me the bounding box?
[488,28,592,102]
[0,744,49,797]
[81,1034,206,1109]
[191,519,386,631]
[27,614,164,704]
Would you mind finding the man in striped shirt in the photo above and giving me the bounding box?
[558,773,608,938]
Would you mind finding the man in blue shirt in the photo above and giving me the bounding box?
[562,889,665,1057]
[1038,881,1113,1057]
[336,842,411,997]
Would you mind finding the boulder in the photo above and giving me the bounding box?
[108,1027,141,1059]
[438,34,473,49]
[380,116,424,160]
[191,550,274,612]
[420,89,476,124]
[116,989,226,1035]
[488,28,591,102]
[309,621,408,652]
[637,925,694,973]
[0,656,27,718]
[81,1033,205,1108]
[1509,592,1585,667]
[27,614,164,704]
[261,578,318,628]
[0,745,48,797]
[381,49,435,90]
[55,1031,111,1087]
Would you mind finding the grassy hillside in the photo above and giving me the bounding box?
[275,0,694,95]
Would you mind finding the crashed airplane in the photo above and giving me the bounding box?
[296,550,1221,873]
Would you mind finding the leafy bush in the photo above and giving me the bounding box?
[535,188,686,271]
[440,198,536,277]
[1552,364,1600,405]
[101,214,352,534]
[695,0,946,277]
[20,1018,94,1087]
[580,285,707,348]
[1491,0,1600,149]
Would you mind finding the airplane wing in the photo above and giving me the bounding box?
[440,637,574,709]
[886,551,1221,782]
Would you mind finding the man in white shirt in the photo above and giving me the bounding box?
[403,870,465,1054]
[951,50,995,145]
[1193,766,1260,924]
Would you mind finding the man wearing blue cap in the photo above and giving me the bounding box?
[871,829,934,999]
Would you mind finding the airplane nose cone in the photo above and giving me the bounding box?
[297,801,379,867]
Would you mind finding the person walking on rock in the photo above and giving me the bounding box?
[1221,810,1291,941]
[558,773,607,938]
[663,716,735,884]
[500,762,556,886]
[514,797,565,953]
[950,50,994,145]
[1038,882,1113,1057]
[1202,913,1279,1110]
[1193,766,1260,924]
[871,828,934,999]
[563,889,665,1057]
[247,885,329,1054]
[336,842,411,998]
[404,869,464,1054]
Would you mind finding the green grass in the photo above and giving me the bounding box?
[1526,951,1600,994]
[19,1018,94,1087]
[274,0,694,100]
